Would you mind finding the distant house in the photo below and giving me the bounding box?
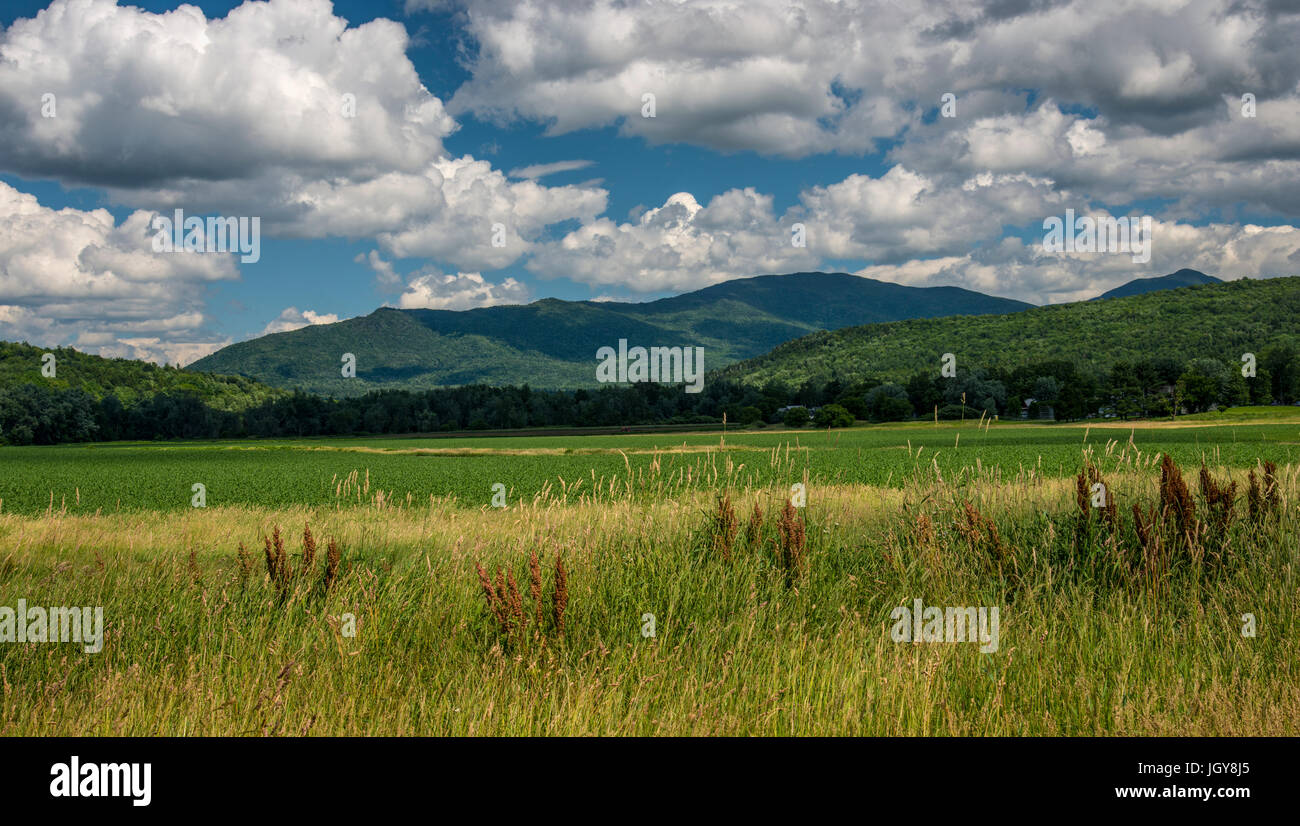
[1022,397,1055,420]
[772,404,819,423]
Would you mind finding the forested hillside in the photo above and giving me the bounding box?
[0,342,282,409]
[0,341,285,444]
[718,277,1299,388]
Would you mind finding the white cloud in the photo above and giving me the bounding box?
[527,168,1068,291]
[397,270,531,310]
[797,167,1066,263]
[447,0,1300,163]
[528,189,818,292]
[0,181,237,364]
[856,221,1300,305]
[0,0,454,188]
[259,307,342,336]
[891,99,1300,217]
[0,0,608,272]
[445,0,1300,225]
[373,156,606,270]
[508,160,596,180]
[449,0,917,157]
[356,249,401,289]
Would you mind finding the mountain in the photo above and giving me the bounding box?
[718,276,1297,387]
[0,341,284,410]
[188,272,1033,394]
[1095,268,1221,300]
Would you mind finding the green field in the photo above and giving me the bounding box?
[4,413,1300,515]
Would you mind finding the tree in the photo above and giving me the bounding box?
[1032,375,1060,405]
[782,406,811,428]
[814,403,854,428]
[1110,362,1145,419]
[1177,358,1228,412]
[905,372,943,418]
[834,392,869,421]
[1248,367,1274,405]
[944,368,1007,416]
[1261,343,1300,403]
[865,383,911,422]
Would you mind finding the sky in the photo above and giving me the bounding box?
[1,0,1298,365]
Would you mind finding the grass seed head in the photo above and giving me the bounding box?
[744,502,763,546]
[236,542,251,588]
[777,500,806,579]
[1159,454,1197,538]
[302,523,317,573]
[529,549,544,627]
[324,539,340,592]
[711,493,738,561]
[552,554,569,635]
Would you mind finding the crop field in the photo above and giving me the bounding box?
[1,412,1298,736]
[3,412,1300,515]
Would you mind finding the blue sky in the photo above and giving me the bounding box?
[1,0,1298,364]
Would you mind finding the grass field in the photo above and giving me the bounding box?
[1,412,1298,735]
[4,410,1300,515]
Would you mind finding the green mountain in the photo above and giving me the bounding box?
[0,341,284,410]
[188,272,1033,394]
[717,276,1300,387]
[1095,268,1221,300]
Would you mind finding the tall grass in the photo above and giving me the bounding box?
[0,457,1295,735]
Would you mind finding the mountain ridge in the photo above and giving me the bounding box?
[186,268,1239,394]
[188,271,1033,394]
[1094,268,1221,300]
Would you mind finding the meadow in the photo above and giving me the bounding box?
[1,413,1297,735]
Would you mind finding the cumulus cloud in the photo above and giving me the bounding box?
[526,168,1072,291]
[891,99,1300,218]
[374,156,606,270]
[448,0,1300,222]
[0,0,608,271]
[449,0,1299,159]
[856,221,1300,305]
[356,249,401,289]
[528,189,819,292]
[397,270,531,310]
[0,0,454,187]
[449,0,916,157]
[0,181,236,364]
[796,168,1067,263]
[259,307,342,336]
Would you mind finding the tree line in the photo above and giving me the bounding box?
[3,344,1299,445]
